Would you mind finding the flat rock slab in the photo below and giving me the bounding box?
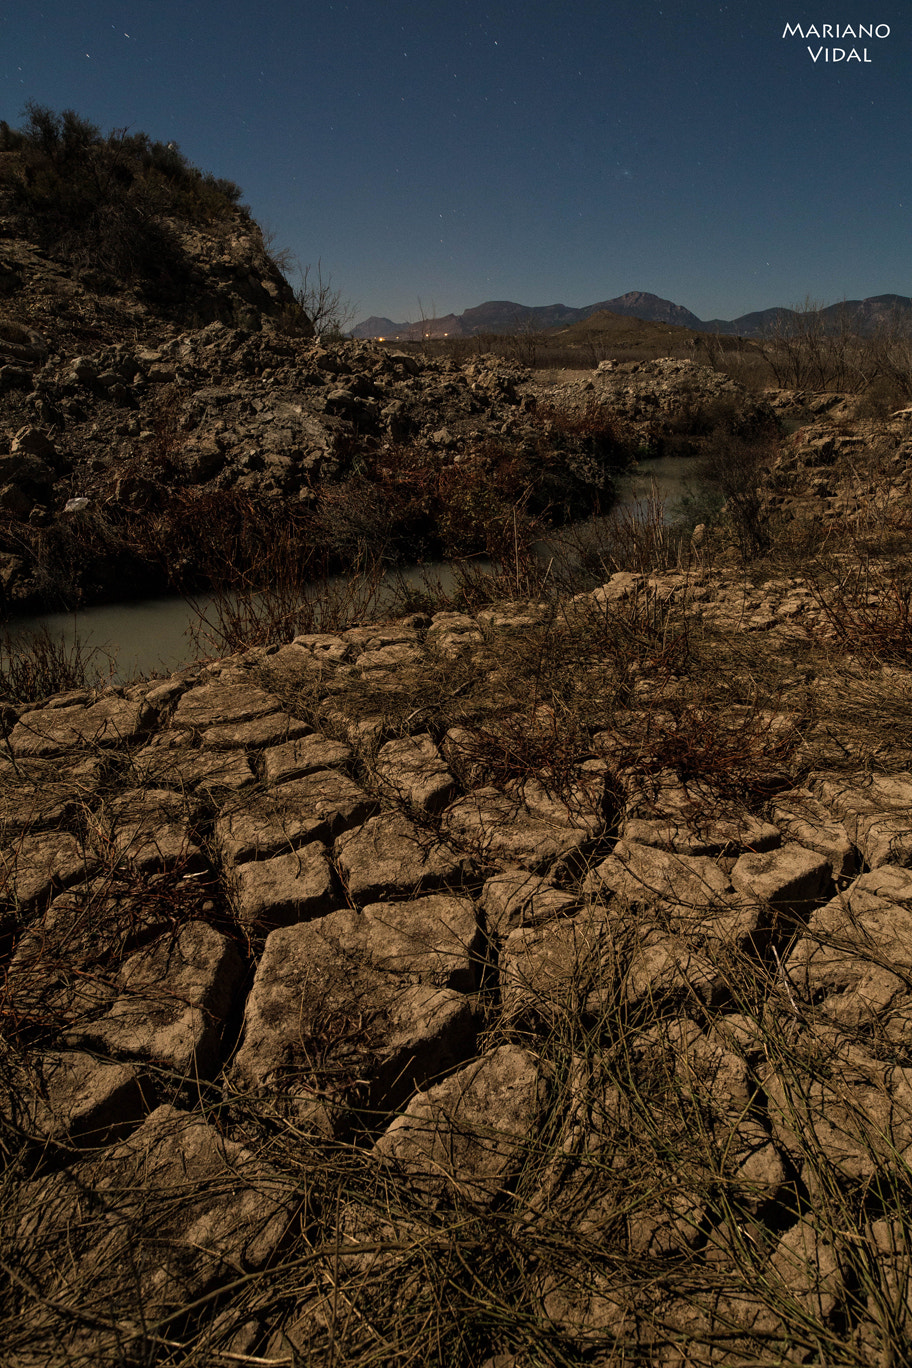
[623,806,780,857]
[477,602,549,630]
[771,788,856,880]
[1,829,96,911]
[514,773,606,838]
[355,893,481,991]
[373,1045,548,1207]
[217,769,374,865]
[5,877,200,1027]
[200,710,311,750]
[813,771,912,867]
[8,1103,296,1357]
[784,866,912,1046]
[132,744,256,792]
[621,929,730,1012]
[595,1020,785,1216]
[102,787,204,874]
[170,681,283,731]
[7,696,153,756]
[502,906,617,1026]
[814,770,912,817]
[357,642,424,670]
[730,842,832,918]
[854,814,912,869]
[374,733,457,812]
[585,840,734,912]
[480,869,578,937]
[762,1038,912,1183]
[289,632,353,662]
[444,787,592,870]
[71,920,245,1077]
[427,613,484,658]
[262,732,352,785]
[13,1050,150,1146]
[0,773,82,834]
[337,811,474,904]
[231,903,479,1133]
[231,844,338,928]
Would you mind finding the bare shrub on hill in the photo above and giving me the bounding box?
[0,103,250,303]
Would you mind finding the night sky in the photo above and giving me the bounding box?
[2,2,908,327]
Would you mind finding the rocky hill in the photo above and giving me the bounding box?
[0,111,598,611]
[352,291,704,339]
[0,111,775,616]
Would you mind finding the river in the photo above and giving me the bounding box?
[4,455,701,685]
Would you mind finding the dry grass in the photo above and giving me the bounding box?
[0,623,116,704]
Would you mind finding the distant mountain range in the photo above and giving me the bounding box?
[352,291,912,340]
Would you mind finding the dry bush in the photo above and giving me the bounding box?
[0,624,115,703]
[805,554,912,665]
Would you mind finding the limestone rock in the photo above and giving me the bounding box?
[585,839,733,911]
[200,710,311,750]
[230,844,338,928]
[480,868,578,936]
[132,744,256,792]
[374,733,457,812]
[812,771,912,868]
[12,1050,150,1147]
[6,1104,296,1356]
[373,1045,548,1207]
[762,1035,912,1182]
[262,732,352,785]
[501,906,617,1026]
[771,787,856,880]
[444,786,593,870]
[336,810,473,903]
[231,904,479,1133]
[71,920,244,1077]
[0,829,96,911]
[102,787,204,874]
[8,695,153,756]
[217,769,373,865]
[170,681,282,731]
[730,842,832,920]
[784,866,912,1047]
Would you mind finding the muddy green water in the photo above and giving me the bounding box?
[6,456,701,684]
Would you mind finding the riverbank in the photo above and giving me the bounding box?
[5,477,912,1361]
[1,452,702,685]
[1,267,773,614]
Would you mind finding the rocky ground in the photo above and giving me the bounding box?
[7,134,912,1364]
[4,540,912,1364]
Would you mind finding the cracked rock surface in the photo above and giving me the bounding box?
[4,571,912,1364]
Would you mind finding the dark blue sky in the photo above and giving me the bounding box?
[2,2,908,325]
